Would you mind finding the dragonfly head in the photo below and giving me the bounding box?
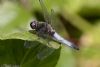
[30,21,38,29]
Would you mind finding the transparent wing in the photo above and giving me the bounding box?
[39,0,51,24]
[37,46,55,60]
[24,40,55,60]
[50,9,61,33]
[24,40,38,48]
[50,9,68,36]
[50,9,55,28]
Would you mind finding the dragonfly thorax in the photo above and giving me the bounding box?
[30,21,55,37]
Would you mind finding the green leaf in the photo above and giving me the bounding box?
[20,41,61,67]
[0,39,26,64]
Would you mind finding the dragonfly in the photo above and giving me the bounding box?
[29,0,79,50]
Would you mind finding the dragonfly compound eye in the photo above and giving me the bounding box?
[30,21,37,29]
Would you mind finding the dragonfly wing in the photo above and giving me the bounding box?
[50,9,66,35]
[50,9,55,29]
[24,40,38,48]
[37,46,55,60]
[39,0,51,24]
[39,0,66,35]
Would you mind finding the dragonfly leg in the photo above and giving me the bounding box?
[36,31,43,40]
[37,35,41,40]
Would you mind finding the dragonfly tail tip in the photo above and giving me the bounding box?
[71,44,79,50]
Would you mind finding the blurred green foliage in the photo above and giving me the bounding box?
[0,0,100,67]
